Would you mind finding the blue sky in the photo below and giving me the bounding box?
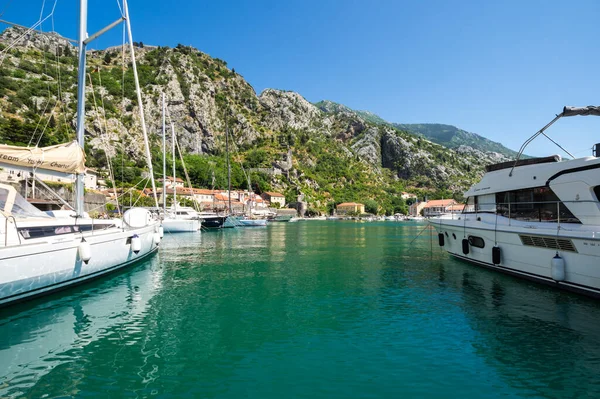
[3,0,600,157]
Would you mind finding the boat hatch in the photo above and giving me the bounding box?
[519,234,577,253]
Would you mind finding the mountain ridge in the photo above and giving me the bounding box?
[315,100,519,158]
[0,27,510,213]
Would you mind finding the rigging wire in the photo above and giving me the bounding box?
[33,99,60,147]
[0,0,14,18]
[87,69,122,216]
[0,4,56,66]
[26,99,51,147]
[166,104,200,211]
[120,22,126,195]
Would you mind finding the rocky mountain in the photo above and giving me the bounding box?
[392,123,520,159]
[0,27,511,213]
[315,100,519,159]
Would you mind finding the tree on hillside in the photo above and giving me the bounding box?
[364,199,378,215]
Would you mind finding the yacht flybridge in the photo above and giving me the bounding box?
[0,0,162,306]
[431,106,600,297]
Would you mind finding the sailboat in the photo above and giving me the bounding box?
[0,0,161,307]
[236,164,267,227]
[160,94,201,233]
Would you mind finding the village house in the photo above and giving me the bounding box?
[193,189,215,203]
[157,176,184,188]
[400,192,417,201]
[422,199,459,217]
[409,201,428,217]
[336,202,365,215]
[261,192,286,208]
[0,166,99,190]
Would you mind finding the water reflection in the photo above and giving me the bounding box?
[0,259,164,397]
[1,222,600,398]
[436,256,600,398]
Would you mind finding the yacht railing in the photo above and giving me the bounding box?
[459,199,600,226]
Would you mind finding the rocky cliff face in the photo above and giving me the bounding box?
[0,26,511,205]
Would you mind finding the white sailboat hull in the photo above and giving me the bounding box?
[431,215,600,297]
[162,218,200,232]
[0,223,159,307]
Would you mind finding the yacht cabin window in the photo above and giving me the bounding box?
[594,186,600,202]
[495,187,580,223]
[464,194,495,213]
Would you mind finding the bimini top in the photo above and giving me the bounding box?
[485,155,561,172]
[562,105,600,116]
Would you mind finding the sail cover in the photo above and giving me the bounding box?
[0,141,86,174]
[562,106,600,117]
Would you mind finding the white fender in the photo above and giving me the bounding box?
[78,238,92,264]
[131,234,142,254]
[551,254,566,282]
[153,232,161,246]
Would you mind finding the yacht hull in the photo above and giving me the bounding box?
[0,223,159,307]
[432,219,600,297]
[162,218,200,233]
[201,216,227,229]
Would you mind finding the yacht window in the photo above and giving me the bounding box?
[495,187,580,223]
[464,197,476,213]
[477,194,496,213]
[18,223,115,239]
[468,236,485,248]
[594,186,600,202]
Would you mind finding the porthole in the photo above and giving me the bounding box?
[468,235,485,248]
[452,233,456,240]
[445,231,449,237]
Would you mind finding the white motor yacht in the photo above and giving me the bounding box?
[431,106,600,297]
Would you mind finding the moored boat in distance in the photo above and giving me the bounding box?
[431,106,600,298]
[237,218,268,227]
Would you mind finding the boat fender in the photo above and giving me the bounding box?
[78,238,91,264]
[462,238,469,255]
[438,233,445,247]
[131,234,142,254]
[492,246,501,265]
[158,225,164,238]
[153,232,161,246]
[551,253,566,282]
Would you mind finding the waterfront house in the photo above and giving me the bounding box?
[409,201,427,217]
[336,202,365,215]
[422,199,458,217]
[193,188,215,203]
[262,192,286,207]
[0,166,98,190]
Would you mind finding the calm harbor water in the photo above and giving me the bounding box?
[1,221,600,398]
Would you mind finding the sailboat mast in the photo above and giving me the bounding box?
[226,117,232,214]
[171,122,177,215]
[123,0,159,209]
[162,93,166,213]
[75,0,88,215]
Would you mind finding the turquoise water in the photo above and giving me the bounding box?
[1,221,600,398]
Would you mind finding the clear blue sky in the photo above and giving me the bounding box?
[4,0,600,157]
